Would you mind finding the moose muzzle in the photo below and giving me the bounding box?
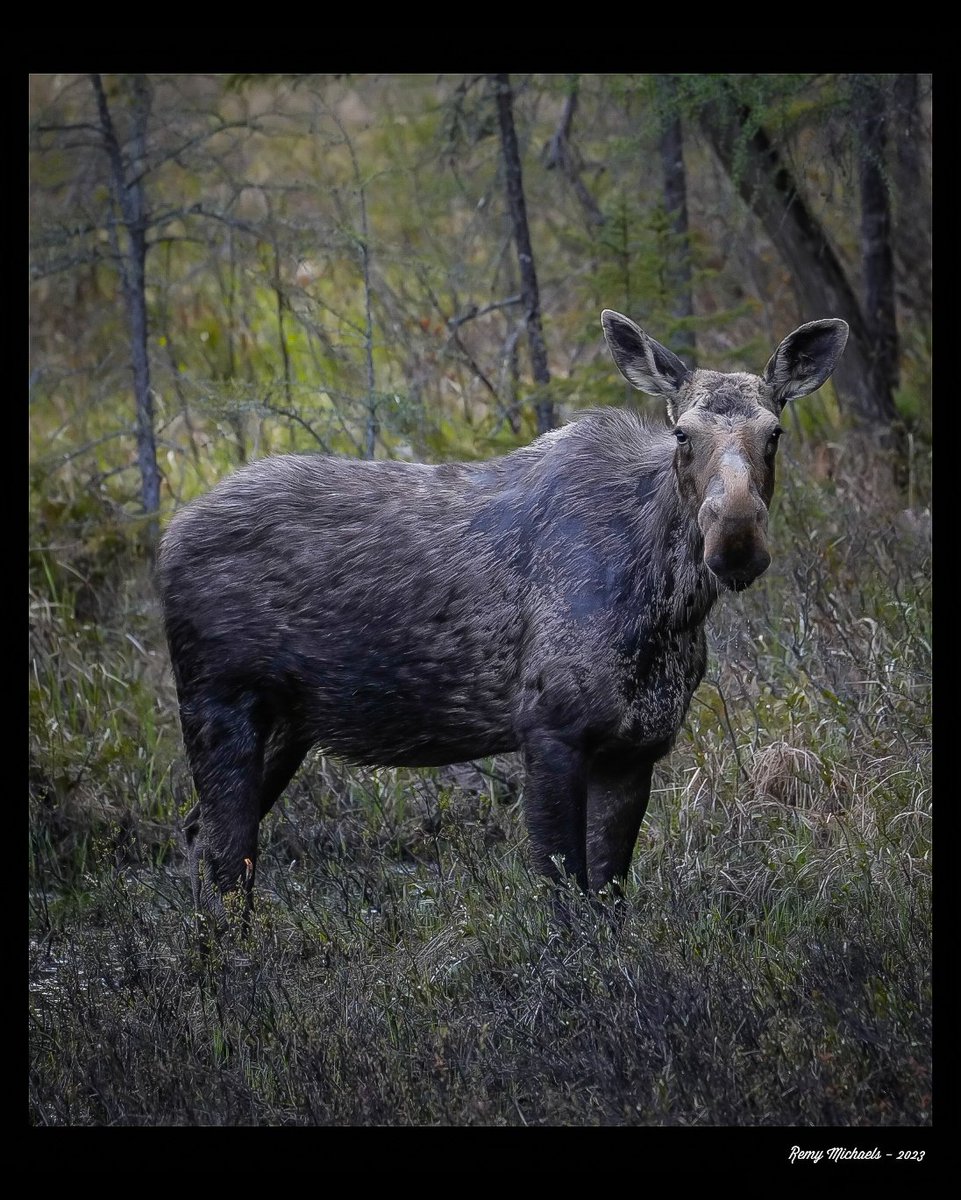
[698,466,771,591]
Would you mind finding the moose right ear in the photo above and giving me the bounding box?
[602,310,691,422]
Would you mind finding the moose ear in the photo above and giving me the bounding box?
[602,309,691,422]
[763,319,849,408]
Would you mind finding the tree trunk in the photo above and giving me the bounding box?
[490,73,553,435]
[891,72,931,323]
[91,73,161,546]
[700,88,897,428]
[655,75,695,359]
[224,224,246,463]
[358,184,378,461]
[127,224,160,531]
[855,75,900,413]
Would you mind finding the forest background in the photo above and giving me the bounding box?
[29,73,931,1128]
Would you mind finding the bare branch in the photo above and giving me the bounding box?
[447,295,522,330]
[123,118,268,192]
[260,401,332,451]
[35,428,135,475]
[35,122,102,135]
[543,76,605,228]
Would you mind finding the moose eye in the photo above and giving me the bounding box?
[674,429,689,445]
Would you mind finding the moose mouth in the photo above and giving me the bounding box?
[706,564,767,593]
[705,548,771,594]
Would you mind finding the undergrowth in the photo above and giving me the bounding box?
[28,431,931,1127]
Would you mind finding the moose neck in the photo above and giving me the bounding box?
[621,434,720,639]
[472,410,722,640]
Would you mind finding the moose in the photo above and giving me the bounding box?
[159,310,848,918]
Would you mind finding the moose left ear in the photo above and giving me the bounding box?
[763,319,849,408]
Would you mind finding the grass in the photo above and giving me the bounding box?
[28,431,931,1127]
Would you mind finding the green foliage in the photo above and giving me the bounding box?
[29,72,931,505]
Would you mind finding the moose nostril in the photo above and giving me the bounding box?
[698,498,723,535]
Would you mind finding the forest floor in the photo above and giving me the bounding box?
[29,433,931,1127]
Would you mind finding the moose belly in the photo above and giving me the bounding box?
[295,614,523,768]
[309,669,520,767]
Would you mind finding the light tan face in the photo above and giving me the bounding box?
[672,373,782,591]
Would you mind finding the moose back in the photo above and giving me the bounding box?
[159,310,848,915]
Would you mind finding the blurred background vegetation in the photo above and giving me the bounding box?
[29,74,931,1128]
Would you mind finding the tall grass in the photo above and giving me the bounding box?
[28,432,931,1126]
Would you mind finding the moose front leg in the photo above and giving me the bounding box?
[521,731,590,891]
[586,756,654,894]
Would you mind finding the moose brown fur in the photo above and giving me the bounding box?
[158,310,848,916]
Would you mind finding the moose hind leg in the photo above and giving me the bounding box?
[181,691,268,920]
[586,757,654,894]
